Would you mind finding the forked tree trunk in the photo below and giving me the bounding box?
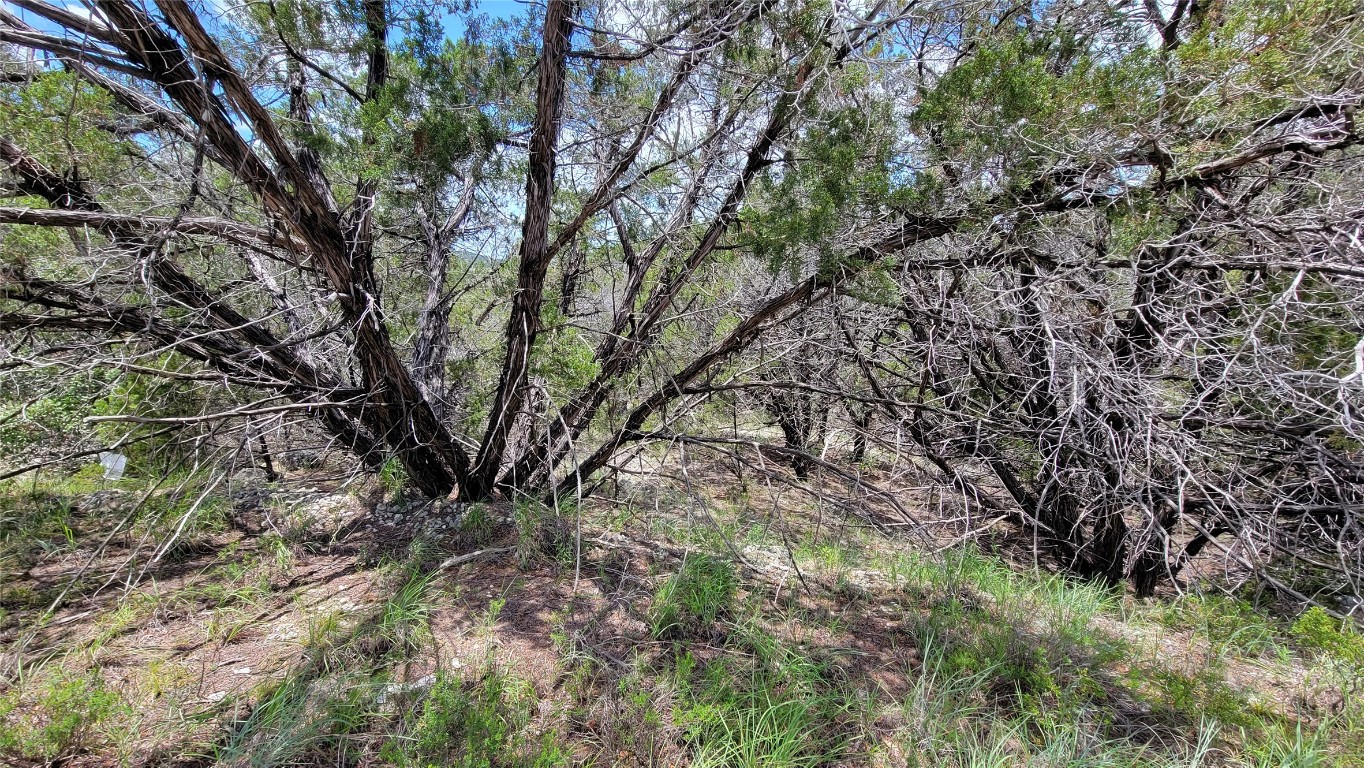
[468,0,577,498]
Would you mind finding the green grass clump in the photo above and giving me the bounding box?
[1156,592,1283,659]
[514,500,573,569]
[461,504,496,545]
[649,553,738,639]
[214,548,446,767]
[675,627,849,768]
[216,671,381,768]
[383,666,567,768]
[893,638,1223,768]
[1240,719,1338,768]
[374,567,438,659]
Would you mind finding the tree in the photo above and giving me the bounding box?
[0,0,910,494]
[1,0,1362,601]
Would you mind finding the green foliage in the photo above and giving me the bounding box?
[0,481,78,577]
[0,71,124,181]
[744,104,895,274]
[0,370,112,452]
[384,665,567,768]
[1173,0,1362,131]
[649,554,738,639]
[1291,607,1364,666]
[675,626,848,768]
[379,456,410,497]
[0,668,124,763]
[1137,665,1259,727]
[364,32,521,185]
[90,365,216,475]
[530,303,600,394]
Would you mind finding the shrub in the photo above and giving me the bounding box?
[0,669,123,763]
[1291,607,1364,666]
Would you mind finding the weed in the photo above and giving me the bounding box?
[481,596,506,632]
[305,609,345,651]
[649,553,738,639]
[1157,593,1284,660]
[217,672,381,768]
[0,667,125,763]
[259,530,296,571]
[1136,665,1258,728]
[514,500,572,569]
[379,456,409,499]
[383,664,568,768]
[373,567,438,659]
[1291,607,1364,666]
[1240,718,1338,768]
[675,627,848,768]
[689,688,836,768]
[90,589,159,651]
[207,605,258,644]
[461,503,496,545]
[141,658,194,699]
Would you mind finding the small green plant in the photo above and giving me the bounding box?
[0,668,124,763]
[688,688,833,768]
[305,609,345,651]
[1291,607,1364,666]
[90,590,159,650]
[460,504,495,545]
[379,457,409,499]
[260,531,295,571]
[675,628,847,768]
[1158,592,1283,660]
[649,554,738,639]
[1243,719,1335,768]
[216,670,381,767]
[513,500,572,569]
[375,567,438,658]
[383,665,567,768]
[1136,665,1257,728]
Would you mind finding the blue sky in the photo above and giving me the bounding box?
[469,0,526,20]
[445,0,529,36]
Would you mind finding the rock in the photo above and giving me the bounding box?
[230,468,272,487]
[81,490,133,514]
[375,674,436,705]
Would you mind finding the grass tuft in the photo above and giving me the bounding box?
[649,553,738,639]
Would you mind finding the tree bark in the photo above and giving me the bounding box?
[468,0,577,497]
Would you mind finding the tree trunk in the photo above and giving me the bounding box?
[468,0,576,497]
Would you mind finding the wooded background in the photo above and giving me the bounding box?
[1,0,1361,605]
